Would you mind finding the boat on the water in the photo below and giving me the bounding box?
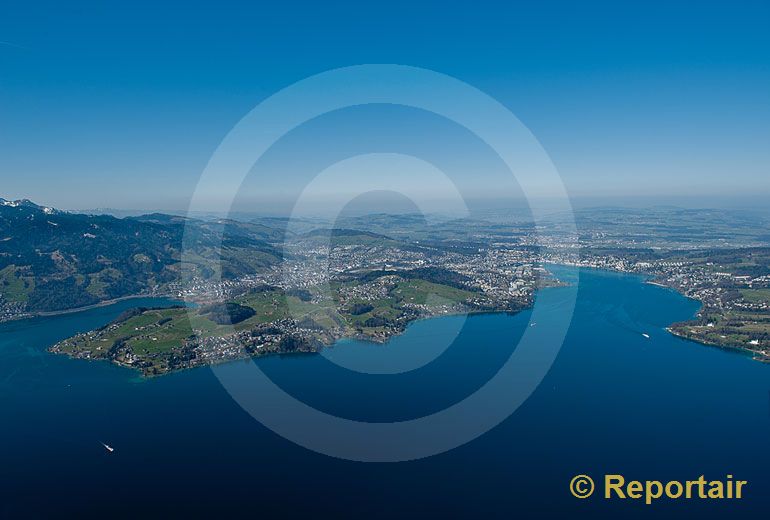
[642,333,650,339]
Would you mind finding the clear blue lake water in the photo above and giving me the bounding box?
[1,267,768,518]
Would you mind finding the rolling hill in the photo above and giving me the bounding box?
[0,198,283,312]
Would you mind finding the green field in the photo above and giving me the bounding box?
[392,279,475,305]
[740,288,770,304]
[52,273,483,375]
[0,265,34,303]
[671,308,769,357]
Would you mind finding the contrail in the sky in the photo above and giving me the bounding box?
[0,40,29,51]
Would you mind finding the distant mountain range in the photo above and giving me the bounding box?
[0,198,284,312]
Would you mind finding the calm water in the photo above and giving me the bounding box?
[1,269,768,518]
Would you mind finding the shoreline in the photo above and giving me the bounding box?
[7,293,174,322]
[48,299,537,378]
[35,293,166,317]
[136,307,536,378]
[340,305,530,345]
[38,265,770,374]
[666,326,770,363]
[549,263,768,364]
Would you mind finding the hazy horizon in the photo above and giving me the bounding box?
[6,192,770,220]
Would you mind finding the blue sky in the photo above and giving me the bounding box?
[1,1,769,212]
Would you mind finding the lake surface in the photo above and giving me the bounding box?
[1,269,768,518]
